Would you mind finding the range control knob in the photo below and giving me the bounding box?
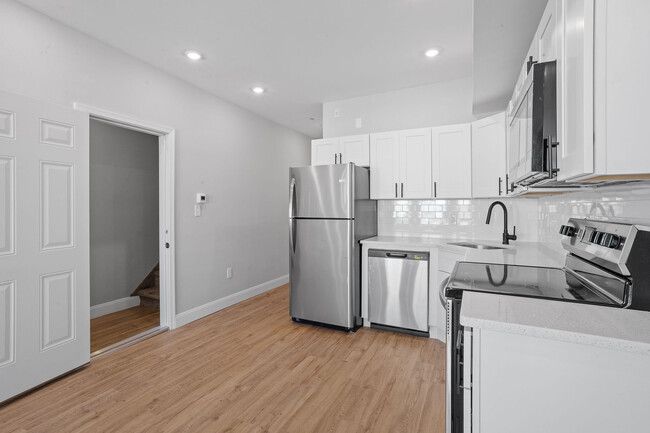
[559,225,576,237]
[601,234,621,249]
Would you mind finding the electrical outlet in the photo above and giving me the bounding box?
[226,267,233,279]
[194,205,201,217]
[355,118,362,128]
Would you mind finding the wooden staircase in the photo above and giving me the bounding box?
[131,264,160,311]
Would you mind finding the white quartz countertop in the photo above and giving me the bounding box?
[361,236,566,268]
[461,292,650,355]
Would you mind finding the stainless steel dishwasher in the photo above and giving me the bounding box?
[368,249,429,336]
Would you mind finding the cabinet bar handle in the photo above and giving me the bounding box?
[395,183,398,198]
[401,183,404,198]
[434,181,437,198]
[334,154,337,164]
[339,153,342,163]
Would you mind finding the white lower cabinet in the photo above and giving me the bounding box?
[429,249,465,341]
[470,329,650,433]
[431,124,472,198]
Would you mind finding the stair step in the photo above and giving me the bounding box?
[138,287,159,300]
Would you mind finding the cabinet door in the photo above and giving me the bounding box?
[399,128,432,199]
[369,131,400,199]
[340,134,369,166]
[557,0,594,180]
[472,113,507,198]
[506,112,519,192]
[432,124,472,199]
[538,0,558,62]
[311,138,340,166]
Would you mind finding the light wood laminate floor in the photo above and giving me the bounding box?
[0,284,446,432]
[91,305,160,353]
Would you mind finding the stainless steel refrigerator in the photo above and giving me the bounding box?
[289,163,377,331]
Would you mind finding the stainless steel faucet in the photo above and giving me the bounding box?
[486,201,517,245]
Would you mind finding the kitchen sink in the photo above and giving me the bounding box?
[446,242,506,250]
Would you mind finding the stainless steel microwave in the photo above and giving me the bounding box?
[507,60,558,187]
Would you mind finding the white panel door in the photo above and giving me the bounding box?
[399,128,432,199]
[472,113,507,198]
[557,0,594,180]
[369,131,400,199]
[432,124,472,198]
[0,90,89,403]
[311,138,340,166]
[339,134,369,166]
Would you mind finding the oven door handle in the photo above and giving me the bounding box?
[439,277,449,310]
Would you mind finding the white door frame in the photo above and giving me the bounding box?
[73,103,177,329]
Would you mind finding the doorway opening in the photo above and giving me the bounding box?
[89,119,160,353]
[75,104,176,357]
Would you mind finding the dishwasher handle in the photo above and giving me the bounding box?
[368,249,429,261]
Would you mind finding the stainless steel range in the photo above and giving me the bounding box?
[441,218,650,433]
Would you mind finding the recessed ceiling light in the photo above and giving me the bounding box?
[251,87,265,94]
[184,50,203,61]
[425,49,440,58]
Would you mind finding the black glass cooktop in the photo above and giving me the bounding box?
[446,262,628,307]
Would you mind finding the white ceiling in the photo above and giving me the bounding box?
[17,0,473,138]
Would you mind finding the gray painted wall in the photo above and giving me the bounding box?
[0,0,311,316]
[90,120,159,306]
[322,77,476,137]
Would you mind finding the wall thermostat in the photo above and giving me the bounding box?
[196,193,207,204]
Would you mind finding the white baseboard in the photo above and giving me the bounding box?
[90,296,141,319]
[175,275,289,328]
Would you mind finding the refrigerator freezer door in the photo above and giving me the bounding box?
[290,219,355,328]
[289,164,353,219]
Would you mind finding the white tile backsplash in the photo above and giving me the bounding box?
[378,198,539,241]
[377,182,650,244]
[537,182,650,243]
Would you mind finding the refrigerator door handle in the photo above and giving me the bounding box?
[289,178,297,253]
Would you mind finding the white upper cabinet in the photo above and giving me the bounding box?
[311,137,340,165]
[554,0,650,181]
[592,0,650,177]
[311,134,369,166]
[431,124,471,198]
[339,134,370,166]
[370,131,400,199]
[556,0,594,181]
[399,128,432,199]
[538,0,558,62]
[472,113,507,198]
[370,129,431,199]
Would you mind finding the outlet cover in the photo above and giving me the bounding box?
[355,118,362,128]
[226,267,233,279]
